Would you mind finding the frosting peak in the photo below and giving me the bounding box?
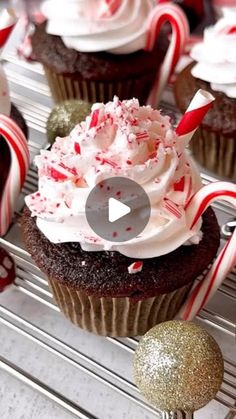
[42,0,154,54]
[25,97,203,259]
[191,16,236,98]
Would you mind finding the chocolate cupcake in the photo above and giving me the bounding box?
[22,97,220,336]
[32,1,187,105]
[174,12,236,180]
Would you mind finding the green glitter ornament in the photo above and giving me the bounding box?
[47,100,91,144]
[133,321,223,414]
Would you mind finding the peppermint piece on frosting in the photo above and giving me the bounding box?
[128,261,143,274]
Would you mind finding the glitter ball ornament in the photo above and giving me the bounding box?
[46,100,91,144]
[133,320,224,413]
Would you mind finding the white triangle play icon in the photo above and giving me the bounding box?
[108,197,131,223]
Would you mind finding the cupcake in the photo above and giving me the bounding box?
[174,11,236,180]
[31,1,187,104]
[22,97,220,336]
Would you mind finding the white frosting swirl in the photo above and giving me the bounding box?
[25,97,203,259]
[42,0,154,54]
[191,16,236,98]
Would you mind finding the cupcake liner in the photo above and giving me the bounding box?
[43,65,154,105]
[48,277,193,336]
[190,128,236,180]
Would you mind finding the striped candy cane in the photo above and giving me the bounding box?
[146,3,189,107]
[176,89,215,146]
[179,181,236,321]
[0,114,29,236]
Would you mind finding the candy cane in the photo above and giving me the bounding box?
[146,3,189,107]
[176,89,215,146]
[0,8,17,49]
[178,181,236,321]
[0,114,29,236]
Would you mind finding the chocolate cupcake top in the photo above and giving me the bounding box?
[32,22,168,80]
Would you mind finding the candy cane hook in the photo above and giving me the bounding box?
[146,3,189,107]
[179,181,236,320]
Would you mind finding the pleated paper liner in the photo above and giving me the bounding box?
[43,65,155,105]
[48,277,193,337]
[190,128,236,181]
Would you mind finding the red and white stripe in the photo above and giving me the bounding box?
[99,0,122,18]
[128,261,143,274]
[146,3,189,107]
[89,108,100,129]
[179,181,236,321]
[0,9,17,50]
[163,198,182,218]
[176,89,215,146]
[173,175,192,205]
[0,114,29,236]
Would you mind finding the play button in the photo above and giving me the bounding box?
[85,177,151,243]
[108,198,131,223]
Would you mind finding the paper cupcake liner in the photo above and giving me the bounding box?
[43,65,154,105]
[190,128,236,181]
[48,277,193,337]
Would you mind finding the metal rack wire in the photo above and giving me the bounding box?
[0,51,235,419]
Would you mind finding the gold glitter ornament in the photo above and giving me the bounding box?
[133,320,223,412]
[47,100,91,144]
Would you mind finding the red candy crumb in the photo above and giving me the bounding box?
[89,109,100,128]
[74,143,81,154]
[174,176,185,192]
[128,261,143,274]
[48,167,68,181]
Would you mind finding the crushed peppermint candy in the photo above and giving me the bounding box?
[128,261,143,274]
[24,96,202,260]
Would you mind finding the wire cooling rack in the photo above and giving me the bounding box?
[0,50,235,419]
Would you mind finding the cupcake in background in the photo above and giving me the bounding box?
[22,95,222,336]
[31,0,189,105]
[174,10,236,180]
